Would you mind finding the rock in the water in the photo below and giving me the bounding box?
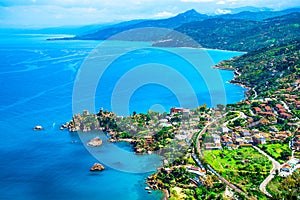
[33,125,44,130]
[90,163,105,171]
[88,137,102,147]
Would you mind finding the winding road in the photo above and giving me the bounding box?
[253,146,281,198]
[222,111,246,127]
[194,113,250,199]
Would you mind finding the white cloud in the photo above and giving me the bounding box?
[215,8,231,14]
[216,1,226,5]
[154,11,175,18]
[0,0,299,28]
[181,0,214,2]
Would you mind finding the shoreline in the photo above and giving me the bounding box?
[213,65,252,97]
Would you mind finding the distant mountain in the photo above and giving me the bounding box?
[222,6,273,14]
[74,9,209,40]
[154,12,300,52]
[218,7,300,21]
[71,7,300,41]
[0,23,116,35]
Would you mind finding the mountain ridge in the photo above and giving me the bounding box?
[153,12,300,51]
[72,7,300,42]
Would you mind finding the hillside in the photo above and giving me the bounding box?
[215,40,300,97]
[154,12,300,51]
[71,8,300,42]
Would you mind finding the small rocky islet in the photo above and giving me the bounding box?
[87,136,103,147]
[90,163,105,171]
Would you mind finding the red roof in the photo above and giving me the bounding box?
[265,106,272,111]
[280,113,292,119]
[278,109,286,113]
[260,112,275,116]
[253,107,261,113]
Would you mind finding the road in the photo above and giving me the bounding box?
[280,100,291,113]
[206,164,249,198]
[252,86,258,99]
[223,111,246,127]
[194,114,250,199]
[253,146,281,198]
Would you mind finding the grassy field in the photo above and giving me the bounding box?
[203,147,272,198]
[258,143,291,163]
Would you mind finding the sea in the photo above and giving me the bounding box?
[0,33,246,200]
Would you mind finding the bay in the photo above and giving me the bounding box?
[0,34,245,200]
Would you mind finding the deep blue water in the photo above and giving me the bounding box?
[0,34,245,200]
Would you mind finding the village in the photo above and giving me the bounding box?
[60,73,300,200]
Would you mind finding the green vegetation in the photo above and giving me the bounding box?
[294,151,300,159]
[203,147,272,197]
[258,143,292,163]
[155,13,300,51]
[156,167,193,189]
[267,171,300,199]
[194,181,226,200]
[68,10,300,199]
[215,40,300,98]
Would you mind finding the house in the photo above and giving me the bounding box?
[275,104,284,111]
[253,134,266,145]
[265,106,272,112]
[221,135,233,146]
[235,138,244,145]
[159,119,168,123]
[260,112,275,117]
[247,118,254,123]
[274,134,288,140]
[244,136,254,144]
[277,109,286,114]
[239,143,253,147]
[206,128,217,133]
[144,135,154,144]
[160,123,173,127]
[170,107,183,115]
[212,134,221,144]
[240,129,251,137]
[280,113,292,119]
[270,126,279,132]
[280,164,292,173]
[220,126,231,133]
[253,107,261,113]
[290,95,298,99]
[204,143,222,150]
[244,100,250,105]
[293,135,300,150]
[296,101,300,109]
[252,129,260,135]
[182,109,190,115]
[226,143,236,149]
[170,107,190,115]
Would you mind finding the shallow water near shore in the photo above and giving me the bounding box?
[0,33,245,200]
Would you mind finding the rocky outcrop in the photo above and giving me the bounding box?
[88,137,103,147]
[90,163,105,171]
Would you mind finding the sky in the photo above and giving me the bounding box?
[0,0,299,28]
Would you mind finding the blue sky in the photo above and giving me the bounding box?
[0,0,299,28]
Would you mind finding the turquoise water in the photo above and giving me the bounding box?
[0,34,245,200]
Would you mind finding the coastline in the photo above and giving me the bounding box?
[212,65,252,97]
